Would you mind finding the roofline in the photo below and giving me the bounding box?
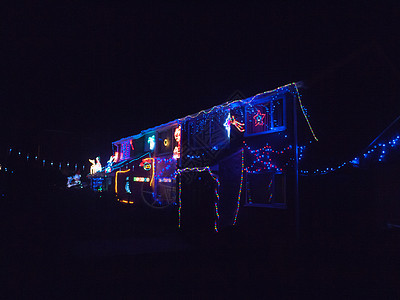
[112,82,297,144]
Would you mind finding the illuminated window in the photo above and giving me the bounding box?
[245,97,285,136]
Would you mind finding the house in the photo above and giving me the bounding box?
[95,83,305,236]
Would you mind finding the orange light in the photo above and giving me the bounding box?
[231,116,245,132]
[140,157,155,187]
[115,169,131,194]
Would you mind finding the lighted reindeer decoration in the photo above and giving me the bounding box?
[89,157,102,174]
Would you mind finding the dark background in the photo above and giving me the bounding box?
[2,3,400,296]
[2,1,400,166]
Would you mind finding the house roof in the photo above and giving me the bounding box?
[112,82,298,144]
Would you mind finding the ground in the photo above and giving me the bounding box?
[2,188,400,298]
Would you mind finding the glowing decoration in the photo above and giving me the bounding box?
[89,158,95,173]
[158,177,172,183]
[244,143,289,173]
[133,177,150,182]
[231,115,245,132]
[300,133,400,176]
[67,172,81,188]
[120,141,131,161]
[164,138,169,147]
[212,173,220,232]
[294,83,318,142]
[114,151,120,163]
[130,139,134,150]
[140,158,153,170]
[233,148,245,225]
[125,177,131,193]
[181,83,298,122]
[140,157,155,186]
[91,178,104,192]
[224,113,245,138]
[105,155,116,173]
[96,156,101,172]
[148,135,156,151]
[89,157,102,174]
[224,113,232,138]
[115,169,131,194]
[173,126,181,159]
[117,199,134,204]
[253,109,266,126]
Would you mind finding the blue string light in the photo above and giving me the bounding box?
[233,148,245,225]
[300,134,400,176]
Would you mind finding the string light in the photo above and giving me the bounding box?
[2,146,86,173]
[133,176,150,182]
[120,140,131,160]
[115,169,131,194]
[158,177,172,183]
[233,148,245,225]
[293,82,318,142]
[178,177,182,228]
[182,83,296,122]
[116,83,310,151]
[300,133,400,176]
[176,167,221,232]
[244,142,291,174]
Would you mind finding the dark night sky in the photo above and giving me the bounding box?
[2,1,400,164]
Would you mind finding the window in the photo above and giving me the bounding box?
[245,97,285,136]
[246,172,286,208]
